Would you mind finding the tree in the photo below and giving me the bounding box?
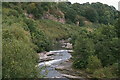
[24,18,51,52]
[2,26,39,78]
[94,25,118,66]
[73,31,95,68]
[84,7,98,22]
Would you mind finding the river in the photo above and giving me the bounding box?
[38,50,72,78]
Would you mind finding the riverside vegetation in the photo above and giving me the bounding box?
[2,2,120,78]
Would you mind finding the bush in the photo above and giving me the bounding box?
[2,8,19,17]
[2,40,38,78]
[93,66,117,78]
[73,58,87,69]
[24,19,52,52]
[3,26,31,43]
[31,30,52,52]
[73,35,95,69]
[72,25,119,77]
[2,26,39,78]
[86,55,102,73]
[94,25,118,66]
[110,63,119,77]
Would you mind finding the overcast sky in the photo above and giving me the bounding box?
[68,0,119,10]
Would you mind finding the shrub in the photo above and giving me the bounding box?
[73,58,87,69]
[31,30,52,52]
[93,66,117,78]
[73,35,95,69]
[2,39,38,78]
[94,25,118,66]
[24,19,52,52]
[2,26,39,78]
[86,55,102,73]
[2,8,19,17]
[110,63,119,77]
[2,26,31,43]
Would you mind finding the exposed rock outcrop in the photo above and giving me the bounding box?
[43,12,66,24]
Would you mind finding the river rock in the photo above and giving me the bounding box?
[68,50,73,53]
[66,43,72,49]
[38,52,55,62]
[46,52,55,56]
[55,66,65,70]
[61,74,82,78]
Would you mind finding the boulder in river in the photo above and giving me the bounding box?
[38,52,55,62]
[68,50,73,53]
[46,52,55,56]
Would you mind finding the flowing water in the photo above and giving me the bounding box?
[38,50,72,78]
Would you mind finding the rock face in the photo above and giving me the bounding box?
[43,12,66,24]
[24,9,66,24]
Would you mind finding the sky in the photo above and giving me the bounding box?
[68,0,120,10]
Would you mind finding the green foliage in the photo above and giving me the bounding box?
[111,63,119,76]
[93,66,117,78]
[91,2,118,24]
[3,2,118,26]
[31,30,51,52]
[2,7,52,53]
[2,8,20,18]
[73,58,87,69]
[72,25,119,77]
[2,3,55,78]
[75,16,86,26]
[65,8,77,23]
[73,30,95,68]
[2,2,119,78]
[3,26,31,44]
[94,25,118,66]
[79,6,98,23]
[72,2,117,24]
[115,12,120,38]
[86,55,102,73]
[2,26,39,78]
[74,37,95,57]
[24,18,51,52]
[3,40,38,78]
[37,20,80,40]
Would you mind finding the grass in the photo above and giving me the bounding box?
[37,19,81,40]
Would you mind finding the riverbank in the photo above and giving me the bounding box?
[56,59,91,78]
[37,39,92,79]
[38,49,90,79]
[38,50,72,78]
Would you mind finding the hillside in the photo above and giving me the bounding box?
[2,2,120,78]
[2,2,118,25]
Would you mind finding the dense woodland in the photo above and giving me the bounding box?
[2,2,120,78]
